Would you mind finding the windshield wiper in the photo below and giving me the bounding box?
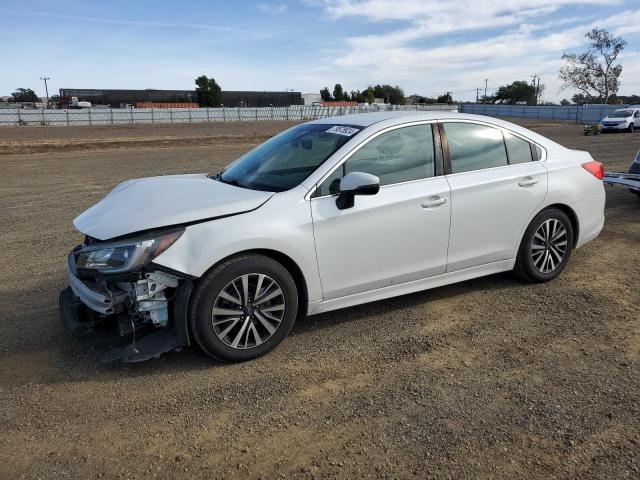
[211,172,245,188]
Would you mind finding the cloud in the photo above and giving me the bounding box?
[316,0,617,28]
[308,1,639,100]
[258,3,288,14]
[5,11,247,33]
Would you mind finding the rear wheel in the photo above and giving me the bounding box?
[514,208,574,282]
[189,254,298,361]
[628,123,635,133]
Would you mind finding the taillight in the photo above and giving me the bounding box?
[582,161,604,180]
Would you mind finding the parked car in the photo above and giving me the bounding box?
[60,112,606,362]
[631,149,640,175]
[603,149,640,198]
[599,107,640,132]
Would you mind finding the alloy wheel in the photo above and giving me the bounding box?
[531,219,568,274]
[211,273,286,349]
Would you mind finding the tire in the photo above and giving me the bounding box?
[628,123,635,133]
[514,208,574,283]
[189,254,298,361]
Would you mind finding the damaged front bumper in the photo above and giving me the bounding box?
[60,249,193,363]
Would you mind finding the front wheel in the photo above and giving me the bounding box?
[514,208,574,282]
[189,254,298,361]
[628,123,635,133]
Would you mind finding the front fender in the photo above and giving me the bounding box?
[153,195,323,303]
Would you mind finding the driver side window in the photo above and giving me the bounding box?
[315,124,435,196]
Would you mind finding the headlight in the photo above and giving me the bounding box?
[76,229,184,274]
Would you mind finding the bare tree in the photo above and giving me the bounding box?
[559,28,626,103]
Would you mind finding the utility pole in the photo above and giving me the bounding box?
[484,79,488,100]
[531,74,538,106]
[40,76,50,108]
[476,87,480,103]
[536,77,541,106]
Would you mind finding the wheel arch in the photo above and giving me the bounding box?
[520,203,580,250]
[193,248,310,317]
[544,203,580,248]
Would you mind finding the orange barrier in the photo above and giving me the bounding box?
[134,102,199,109]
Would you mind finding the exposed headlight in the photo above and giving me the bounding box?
[76,229,184,274]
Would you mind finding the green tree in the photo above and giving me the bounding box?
[370,84,405,104]
[493,81,537,105]
[437,93,453,104]
[333,84,345,101]
[195,75,222,107]
[320,87,332,101]
[560,99,571,106]
[11,88,40,103]
[559,28,626,104]
[361,87,375,104]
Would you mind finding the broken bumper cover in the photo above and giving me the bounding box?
[60,250,193,362]
[68,268,126,315]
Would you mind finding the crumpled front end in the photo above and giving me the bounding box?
[59,235,192,363]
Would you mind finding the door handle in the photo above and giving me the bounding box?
[421,197,448,208]
[518,177,539,187]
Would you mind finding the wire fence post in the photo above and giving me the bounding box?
[66,109,70,126]
[286,105,289,121]
[17,108,21,125]
[88,108,92,126]
[255,108,258,121]
[151,108,155,123]
[206,107,210,122]
[42,107,46,125]
[110,109,113,125]
[169,109,173,123]
[130,108,134,124]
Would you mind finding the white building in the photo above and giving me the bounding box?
[302,93,322,106]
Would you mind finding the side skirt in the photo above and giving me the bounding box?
[306,259,516,316]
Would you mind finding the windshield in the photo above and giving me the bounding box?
[609,109,633,118]
[218,124,362,192]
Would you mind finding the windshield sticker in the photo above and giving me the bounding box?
[326,126,359,137]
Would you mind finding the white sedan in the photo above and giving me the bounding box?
[60,112,605,362]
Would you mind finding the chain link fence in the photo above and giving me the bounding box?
[0,104,457,127]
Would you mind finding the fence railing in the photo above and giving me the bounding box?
[0,104,457,127]
[458,103,635,123]
[1,102,629,127]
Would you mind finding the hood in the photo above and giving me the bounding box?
[74,174,273,240]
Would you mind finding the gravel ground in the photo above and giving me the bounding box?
[0,119,638,479]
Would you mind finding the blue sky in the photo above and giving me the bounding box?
[1,0,638,102]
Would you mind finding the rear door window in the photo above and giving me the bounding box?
[444,122,508,174]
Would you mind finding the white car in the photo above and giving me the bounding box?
[60,112,605,362]
[599,107,640,132]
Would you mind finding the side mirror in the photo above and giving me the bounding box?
[336,172,380,210]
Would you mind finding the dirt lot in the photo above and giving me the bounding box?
[1,119,638,479]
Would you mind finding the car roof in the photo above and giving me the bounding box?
[308,110,563,151]
[308,110,457,127]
